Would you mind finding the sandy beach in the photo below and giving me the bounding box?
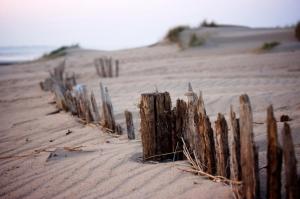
[0,26,300,199]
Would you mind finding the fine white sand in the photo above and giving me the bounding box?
[0,27,300,199]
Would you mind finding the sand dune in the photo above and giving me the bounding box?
[1,27,300,199]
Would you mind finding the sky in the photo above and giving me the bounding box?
[0,0,299,50]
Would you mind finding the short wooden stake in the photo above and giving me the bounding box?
[125,110,135,140]
[215,113,230,178]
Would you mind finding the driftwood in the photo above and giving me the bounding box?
[282,122,300,199]
[125,110,135,140]
[229,106,242,198]
[267,105,282,199]
[239,94,260,199]
[215,113,230,178]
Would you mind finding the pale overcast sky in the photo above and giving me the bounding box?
[0,0,299,50]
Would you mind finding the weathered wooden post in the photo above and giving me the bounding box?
[229,106,242,197]
[172,99,187,160]
[90,91,101,123]
[140,92,173,161]
[53,83,67,111]
[196,91,216,174]
[125,110,135,140]
[198,113,216,174]
[184,83,199,154]
[239,94,260,199]
[215,113,230,178]
[108,57,113,77]
[100,82,116,131]
[282,122,300,199]
[115,60,119,77]
[267,105,282,199]
[100,58,107,78]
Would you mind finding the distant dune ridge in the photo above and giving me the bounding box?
[0,26,300,199]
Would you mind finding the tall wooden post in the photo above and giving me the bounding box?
[239,94,260,199]
[282,122,300,199]
[198,113,216,174]
[267,105,282,199]
[196,91,216,174]
[215,113,230,178]
[229,106,242,198]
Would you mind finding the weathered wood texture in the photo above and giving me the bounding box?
[229,106,242,198]
[90,91,101,123]
[140,92,174,161]
[100,82,116,131]
[215,113,230,178]
[125,110,135,140]
[282,122,300,199]
[198,113,216,174]
[239,94,260,199]
[172,99,187,160]
[184,83,199,154]
[267,105,282,199]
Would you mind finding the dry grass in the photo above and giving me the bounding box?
[178,137,242,185]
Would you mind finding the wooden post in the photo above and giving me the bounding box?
[282,122,300,199]
[229,106,242,197]
[125,110,135,140]
[140,92,173,161]
[184,83,199,153]
[115,60,119,77]
[108,57,113,77]
[267,105,282,199]
[100,58,107,78]
[100,82,116,131]
[53,83,67,111]
[90,91,101,123]
[172,99,187,160]
[239,94,260,199]
[198,113,216,174]
[215,113,230,178]
[140,94,156,160]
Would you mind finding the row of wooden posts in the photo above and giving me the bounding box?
[94,57,119,78]
[139,83,300,199]
[40,60,135,139]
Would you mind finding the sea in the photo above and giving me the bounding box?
[0,46,56,65]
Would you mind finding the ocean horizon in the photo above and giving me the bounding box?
[0,46,57,64]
